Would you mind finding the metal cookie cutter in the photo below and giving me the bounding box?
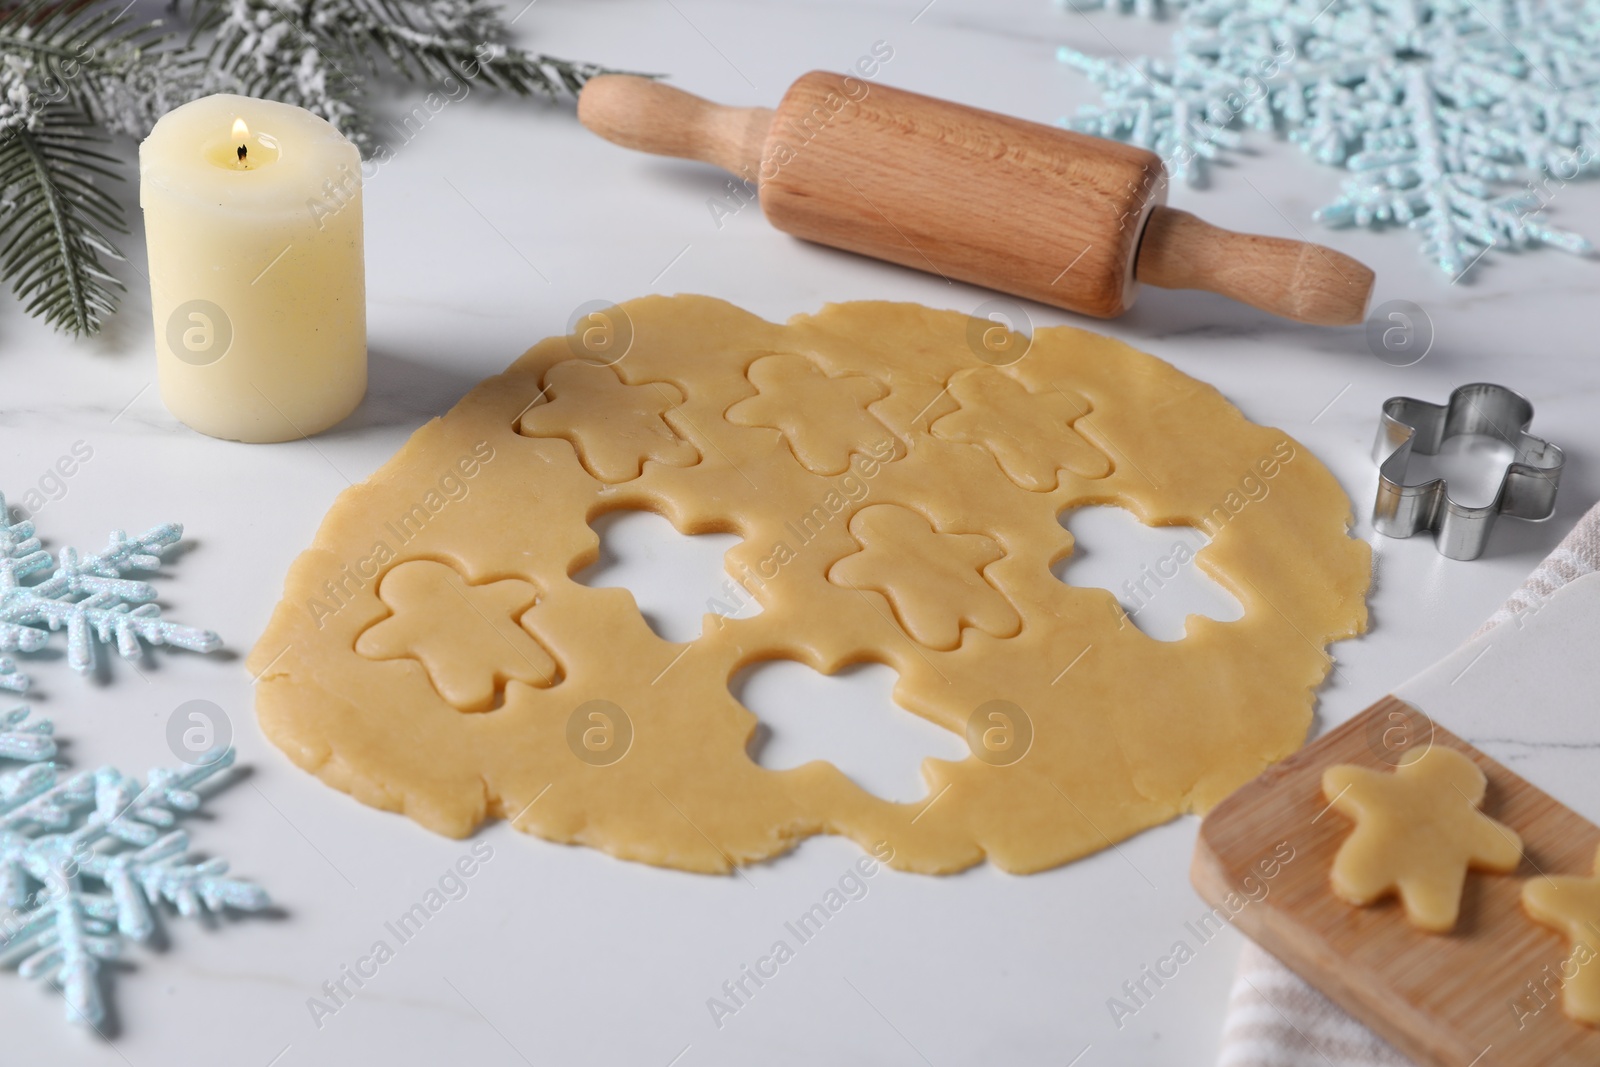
[1372,383,1563,561]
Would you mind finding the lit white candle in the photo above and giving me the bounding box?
[140,94,366,443]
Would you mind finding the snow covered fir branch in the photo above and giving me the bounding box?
[0,0,638,336]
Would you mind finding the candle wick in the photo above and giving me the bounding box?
[237,143,248,165]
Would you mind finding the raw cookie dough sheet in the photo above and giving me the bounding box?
[249,296,1369,874]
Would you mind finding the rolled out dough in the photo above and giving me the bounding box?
[248,296,1369,874]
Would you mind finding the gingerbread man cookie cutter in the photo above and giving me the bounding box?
[1372,382,1564,561]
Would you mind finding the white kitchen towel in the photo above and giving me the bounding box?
[1215,503,1600,1067]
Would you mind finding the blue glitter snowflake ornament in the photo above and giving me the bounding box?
[0,706,267,1029]
[1058,0,1600,276]
[0,494,222,691]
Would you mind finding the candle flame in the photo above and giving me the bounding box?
[232,117,249,141]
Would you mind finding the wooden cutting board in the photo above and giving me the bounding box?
[1193,572,1600,1067]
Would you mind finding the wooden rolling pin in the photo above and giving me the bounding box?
[579,72,1375,326]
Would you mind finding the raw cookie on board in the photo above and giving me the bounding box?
[1522,844,1600,1026]
[1322,749,1523,932]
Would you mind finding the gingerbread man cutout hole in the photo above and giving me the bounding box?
[735,659,968,804]
[1054,505,1242,641]
[576,509,759,642]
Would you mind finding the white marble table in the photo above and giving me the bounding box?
[4,1,1598,1063]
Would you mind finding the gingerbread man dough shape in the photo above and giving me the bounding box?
[1522,845,1600,1026]
[1323,747,1523,932]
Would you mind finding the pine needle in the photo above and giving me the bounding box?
[0,107,126,336]
[0,0,647,338]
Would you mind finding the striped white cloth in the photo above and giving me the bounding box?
[1473,509,1600,635]
[1216,503,1600,1067]
[1218,938,1414,1067]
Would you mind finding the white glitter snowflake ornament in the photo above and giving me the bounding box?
[1059,0,1600,276]
[0,706,267,1029]
[0,494,221,691]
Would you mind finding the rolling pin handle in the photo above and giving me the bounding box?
[1135,207,1375,327]
[577,75,773,180]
